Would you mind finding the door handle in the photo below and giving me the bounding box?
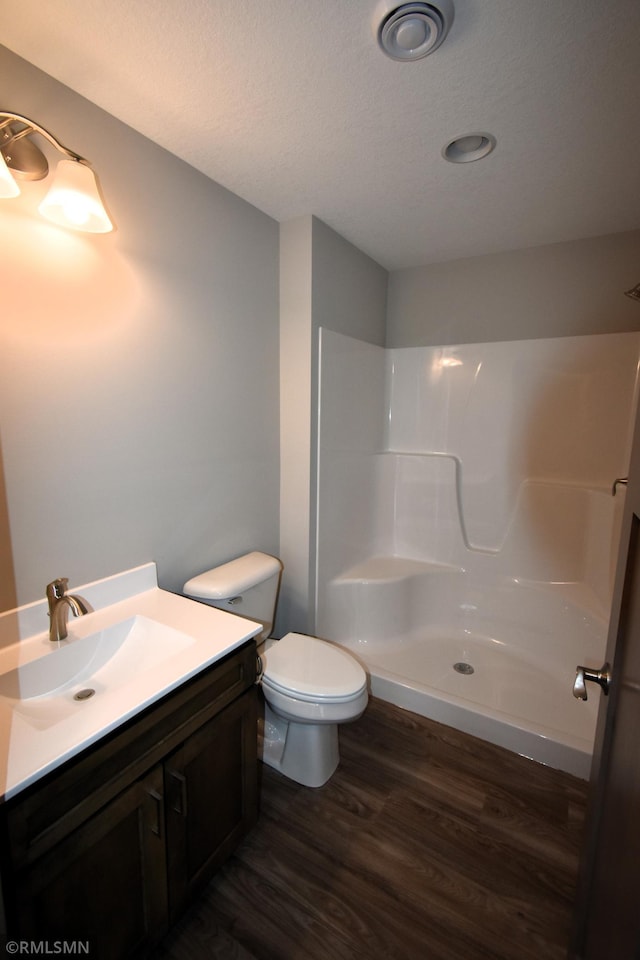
[573,663,612,700]
[168,769,188,817]
[612,477,628,496]
[148,787,164,838]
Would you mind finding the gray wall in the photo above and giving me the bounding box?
[311,217,387,347]
[278,215,387,636]
[278,217,313,634]
[387,231,640,347]
[0,45,280,608]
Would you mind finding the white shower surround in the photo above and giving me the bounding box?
[315,329,640,778]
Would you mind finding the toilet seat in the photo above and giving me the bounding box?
[262,675,367,704]
[261,632,367,702]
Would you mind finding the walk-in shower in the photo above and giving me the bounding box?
[315,329,640,778]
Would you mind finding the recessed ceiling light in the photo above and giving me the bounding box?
[442,133,496,163]
[376,1,454,61]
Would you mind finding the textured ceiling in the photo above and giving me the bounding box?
[1,0,639,269]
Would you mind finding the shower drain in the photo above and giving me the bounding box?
[453,662,474,675]
[73,688,96,701]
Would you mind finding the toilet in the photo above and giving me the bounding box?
[183,551,368,787]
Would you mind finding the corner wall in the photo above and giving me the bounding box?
[277,216,387,636]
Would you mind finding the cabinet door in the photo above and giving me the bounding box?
[13,765,169,959]
[165,687,257,921]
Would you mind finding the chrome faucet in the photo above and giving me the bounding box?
[46,578,92,642]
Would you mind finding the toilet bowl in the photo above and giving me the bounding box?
[258,632,368,786]
[183,552,368,787]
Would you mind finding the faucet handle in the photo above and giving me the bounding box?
[46,578,70,600]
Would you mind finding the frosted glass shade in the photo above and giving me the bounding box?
[0,150,20,198]
[38,159,113,233]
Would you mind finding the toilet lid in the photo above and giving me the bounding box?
[262,632,366,701]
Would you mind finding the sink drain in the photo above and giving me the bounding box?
[73,688,96,701]
[453,662,474,675]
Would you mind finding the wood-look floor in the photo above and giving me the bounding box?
[155,697,588,960]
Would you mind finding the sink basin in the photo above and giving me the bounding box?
[0,615,196,725]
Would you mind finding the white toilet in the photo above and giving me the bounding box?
[183,551,368,787]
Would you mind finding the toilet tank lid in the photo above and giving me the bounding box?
[183,551,282,600]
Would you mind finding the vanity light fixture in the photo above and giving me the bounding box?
[0,111,113,233]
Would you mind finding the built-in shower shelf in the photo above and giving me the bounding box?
[337,555,461,583]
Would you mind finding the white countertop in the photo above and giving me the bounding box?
[0,564,261,800]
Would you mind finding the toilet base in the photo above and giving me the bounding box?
[259,701,339,788]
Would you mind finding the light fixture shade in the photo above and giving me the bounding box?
[38,159,113,233]
[0,149,21,198]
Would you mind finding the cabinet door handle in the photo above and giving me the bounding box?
[148,787,164,839]
[168,770,188,817]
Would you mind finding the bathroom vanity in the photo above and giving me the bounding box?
[0,564,260,957]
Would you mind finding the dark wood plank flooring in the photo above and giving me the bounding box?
[155,697,588,960]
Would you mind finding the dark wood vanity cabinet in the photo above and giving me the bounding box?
[9,767,169,957]
[164,691,255,924]
[0,641,258,958]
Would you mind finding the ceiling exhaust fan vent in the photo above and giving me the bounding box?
[376,1,454,61]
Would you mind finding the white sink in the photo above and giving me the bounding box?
[0,615,196,727]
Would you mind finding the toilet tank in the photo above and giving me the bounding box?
[183,551,283,642]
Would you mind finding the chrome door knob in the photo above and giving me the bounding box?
[573,663,612,700]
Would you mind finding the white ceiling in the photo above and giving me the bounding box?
[2,0,639,270]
